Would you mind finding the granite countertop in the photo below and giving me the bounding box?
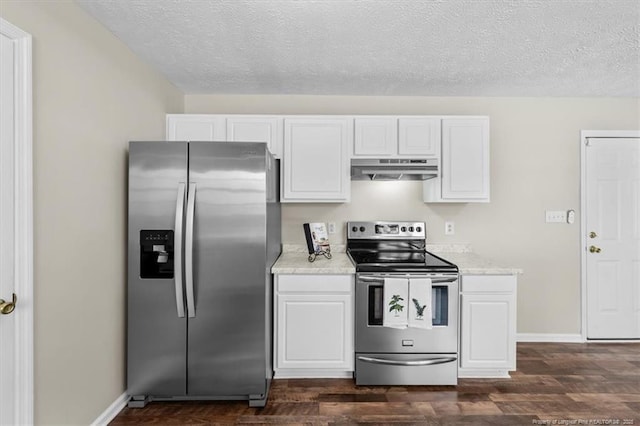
[271,245,356,274]
[271,244,522,275]
[433,252,524,275]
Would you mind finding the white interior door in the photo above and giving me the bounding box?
[0,18,33,426]
[585,137,640,339]
[0,30,17,426]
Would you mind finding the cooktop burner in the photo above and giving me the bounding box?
[346,221,458,274]
[348,249,458,273]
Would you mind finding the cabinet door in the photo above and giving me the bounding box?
[276,293,353,370]
[460,292,516,370]
[226,116,283,158]
[166,114,225,141]
[283,118,351,202]
[441,118,490,201]
[398,117,440,156]
[353,117,397,156]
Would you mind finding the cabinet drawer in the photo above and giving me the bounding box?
[277,274,353,293]
[461,275,516,293]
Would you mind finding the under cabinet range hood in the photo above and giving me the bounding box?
[351,158,438,181]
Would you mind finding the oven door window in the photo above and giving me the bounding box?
[368,284,449,326]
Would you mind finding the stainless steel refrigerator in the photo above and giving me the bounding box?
[127,141,281,408]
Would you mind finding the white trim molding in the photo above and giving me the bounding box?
[91,393,130,426]
[580,130,640,342]
[0,17,33,426]
[517,333,584,343]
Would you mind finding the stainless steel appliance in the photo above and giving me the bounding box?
[347,221,459,385]
[351,158,438,181]
[127,141,281,407]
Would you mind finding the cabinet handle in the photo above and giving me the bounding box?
[357,355,456,366]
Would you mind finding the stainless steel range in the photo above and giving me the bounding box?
[347,221,459,386]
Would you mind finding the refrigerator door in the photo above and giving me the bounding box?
[187,142,269,397]
[128,141,188,397]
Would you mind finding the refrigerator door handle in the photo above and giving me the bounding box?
[174,183,186,318]
[185,182,197,318]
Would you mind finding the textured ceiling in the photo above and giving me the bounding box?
[76,0,640,97]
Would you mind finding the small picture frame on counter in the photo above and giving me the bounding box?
[303,222,332,262]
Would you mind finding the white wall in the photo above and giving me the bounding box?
[186,94,640,335]
[0,2,183,425]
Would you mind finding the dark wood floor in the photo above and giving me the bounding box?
[111,342,640,425]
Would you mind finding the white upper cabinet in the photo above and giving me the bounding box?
[166,114,490,204]
[166,114,225,141]
[398,117,441,156]
[282,117,352,202]
[167,114,283,158]
[226,116,283,158]
[441,118,490,201]
[424,117,490,203]
[353,117,397,156]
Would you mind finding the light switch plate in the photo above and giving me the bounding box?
[545,210,567,223]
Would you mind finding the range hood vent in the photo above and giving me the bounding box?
[351,158,439,181]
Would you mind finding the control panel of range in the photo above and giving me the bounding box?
[347,221,426,239]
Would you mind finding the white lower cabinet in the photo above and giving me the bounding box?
[459,274,517,378]
[274,274,354,377]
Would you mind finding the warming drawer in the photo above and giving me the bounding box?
[355,352,458,386]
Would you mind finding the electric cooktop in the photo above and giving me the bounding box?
[346,221,458,274]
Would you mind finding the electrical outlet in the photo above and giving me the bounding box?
[445,221,455,235]
[545,210,567,223]
[327,222,336,234]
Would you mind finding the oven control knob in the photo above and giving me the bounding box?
[409,226,414,232]
[359,226,366,232]
[401,226,406,232]
[352,226,358,232]
[416,226,422,232]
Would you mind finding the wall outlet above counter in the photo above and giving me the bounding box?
[445,221,455,235]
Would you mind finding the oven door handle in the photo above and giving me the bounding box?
[358,275,457,283]
[357,355,457,366]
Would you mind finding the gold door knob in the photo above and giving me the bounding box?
[589,232,597,239]
[0,293,17,315]
[589,246,602,253]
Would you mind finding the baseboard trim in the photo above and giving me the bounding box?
[458,368,511,379]
[274,369,353,379]
[91,392,130,426]
[517,333,584,343]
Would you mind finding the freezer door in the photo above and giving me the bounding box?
[187,142,270,397]
[128,141,188,397]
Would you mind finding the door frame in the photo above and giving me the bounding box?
[580,130,640,341]
[0,17,33,424]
